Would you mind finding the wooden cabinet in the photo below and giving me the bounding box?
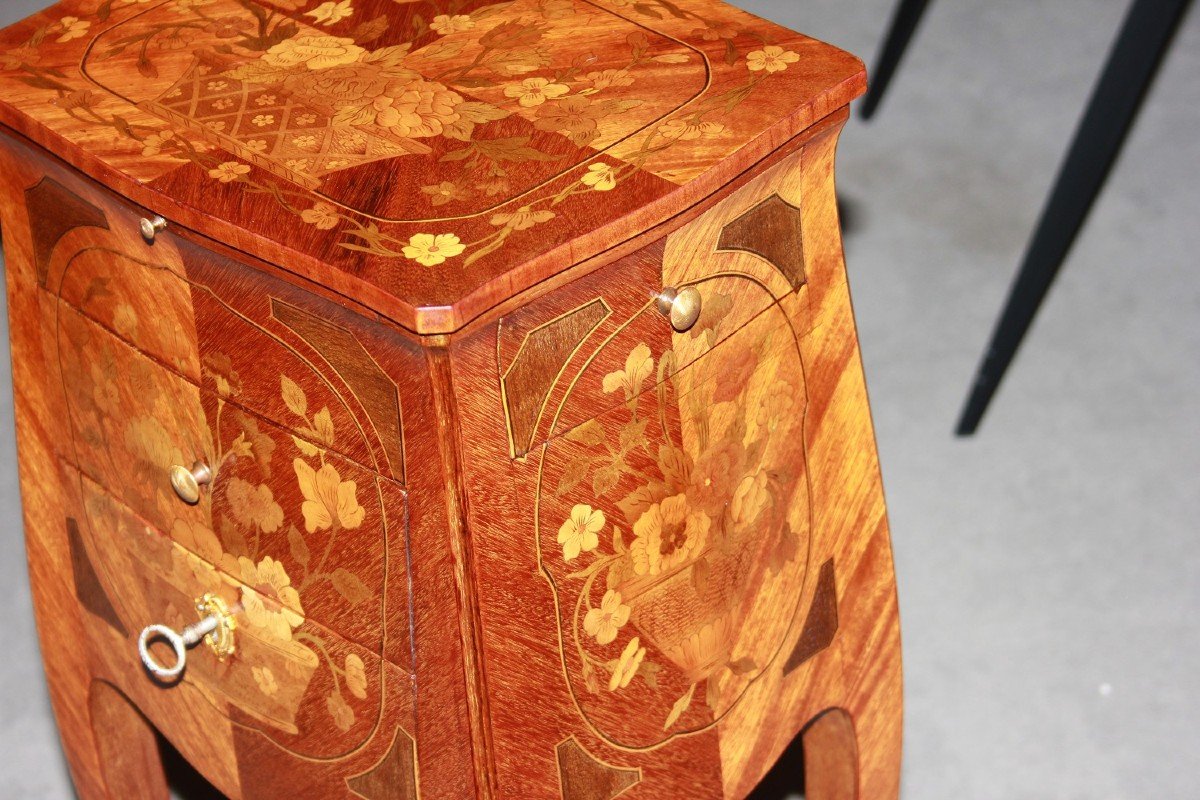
[0,1,900,799]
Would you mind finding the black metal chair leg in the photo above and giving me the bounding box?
[956,0,1192,436]
[860,0,932,120]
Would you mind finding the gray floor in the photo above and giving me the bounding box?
[1,1,1198,797]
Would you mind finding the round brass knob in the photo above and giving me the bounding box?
[169,461,212,505]
[140,215,167,243]
[656,285,702,332]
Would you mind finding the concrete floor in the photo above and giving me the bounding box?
[1,1,1197,797]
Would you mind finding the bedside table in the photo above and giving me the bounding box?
[0,1,901,798]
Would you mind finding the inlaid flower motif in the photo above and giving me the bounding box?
[609,636,646,691]
[534,95,602,140]
[255,94,277,106]
[238,556,304,642]
[294,458,366,532]
[490,206,554,231]
[584,589,629,645]
[211,98,233,110]
[375,80,463,138]
[581,163,617,191]
[430,14,475,35]
[301,202,340,230]
[252,113,275,127]
[692,22,739,41]
[305,0,355,27]
[630,495,709,576]
[252,665,278,696]
[225,477,284,533]
[401,233,465,267]
[263,36,365,71]
[327,690,354,731]
[294,113,318,126]
[159,129,194,165]
[112,304,138,337]
[689,435,746,516]
[421,181,468,206]
[206,80,228,91]
[292,134,318,148]
[209,162,250,183]
[583,69,633,90]
[504,77,568,108]
[667,616,735,686]
[558,504,605,561]
[244,139,268,153]
[54,17,90,44]
[660,118,725,141]
[283,61,413,111]
[746,45,799,73]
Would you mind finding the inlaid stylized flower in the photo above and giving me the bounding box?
[430,14,475,35]
[667,616,733,682]
[534,95,602,140]
[401,233,465,266]
[209,162,250,183]
[609,636,646,690]
[294,458,366,532]
[421,181,468,206]
[263,35,365,71]
[660,118,725,141]
[252,665,278,696]
[746,45,799,73]
[375,80,463,137]
[490,206,554,231]
[689,436,746,516]
[283,61,412,111]
[584,589,630,645]
[558,504,605,561]
[504,77,568,108]
[730,469,770,527]
[54,17,90,44]
[630,494,709,576]
[141,130,176,157]
[238,556,304,642]
[305,0,355,27]
[225,477,284,533]
[581,162,617,191]
[251,113,275,127]
[301,202,340,230]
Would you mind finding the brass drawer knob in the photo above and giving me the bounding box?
[169,460,212,505]
[656,285,702,332]
[137,594,237,682]
[139,215,167,243]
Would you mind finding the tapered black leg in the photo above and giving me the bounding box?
[956,0,1192,435]
[860,0,932,120]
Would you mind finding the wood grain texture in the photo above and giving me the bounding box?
[0,0,864,333]
[1,4,899,797]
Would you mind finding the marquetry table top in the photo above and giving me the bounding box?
[0,0,863,332]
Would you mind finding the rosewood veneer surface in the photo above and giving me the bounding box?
[0,1,901,798]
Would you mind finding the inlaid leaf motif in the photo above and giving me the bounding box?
[287,524,310,568]
[331,568,371,606]
[312,407,335,446]
[281,375,307,417]
[291,434,321,458]
[663,683,695,730]
[327,690,354,732]
[592,463,621,498]
[602,342,653,402]
[566,419,606,448]
[616,482,669,526]
[344,653,367,699]
[555,456,591,497]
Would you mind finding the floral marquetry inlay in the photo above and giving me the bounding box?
[0,0,865,325]
[536,287,814,748]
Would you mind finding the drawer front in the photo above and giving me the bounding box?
[55,304,402,659]
[52,225,405,485]
[72,475,389,758]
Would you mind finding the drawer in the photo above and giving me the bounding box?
[55,302,405,660]
[46,186,405,486]
[532,294,814,747]
[73,474,388,758]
